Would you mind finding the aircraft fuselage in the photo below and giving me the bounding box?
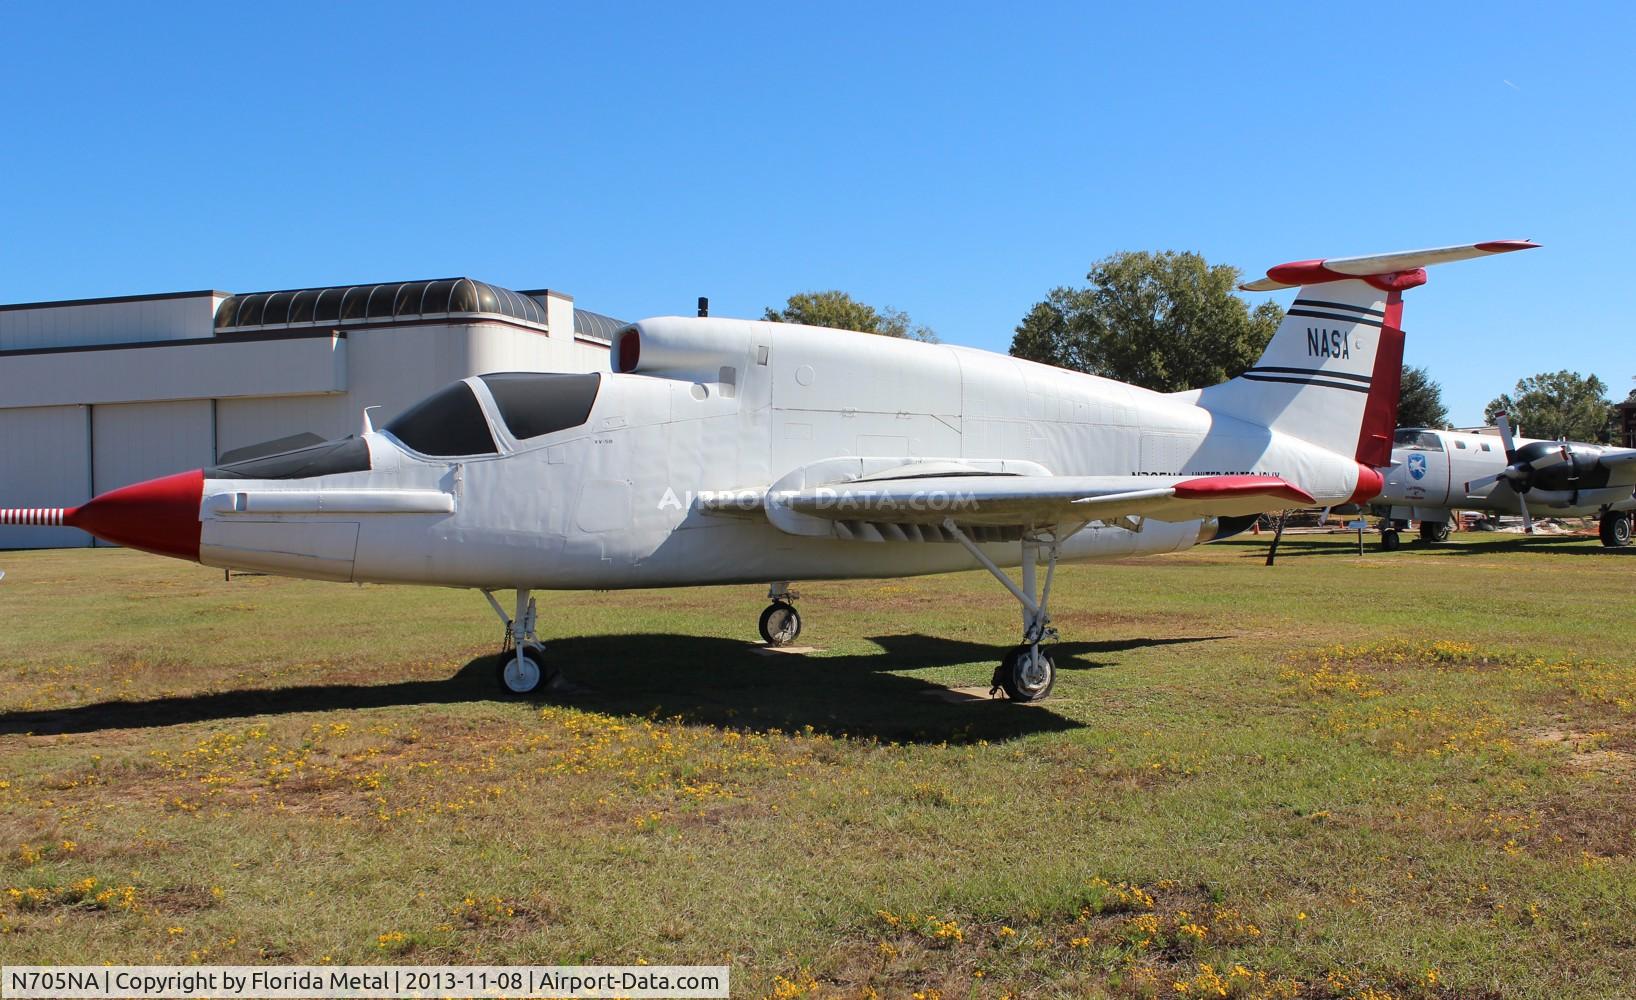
[198,320,1372,589]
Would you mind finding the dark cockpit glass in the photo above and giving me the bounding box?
[1393,428,1444,451]
[382,381,499,457]
[478,372,601,440]
[208,436,372,480]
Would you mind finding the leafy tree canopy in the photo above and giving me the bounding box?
[1009,250,1283,392]
[1483,370,1612,442]
[764,290,937,342]
[1397,365,1449,429]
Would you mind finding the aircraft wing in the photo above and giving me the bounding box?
[764,472,1313,530]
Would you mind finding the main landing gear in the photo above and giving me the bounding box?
[758,582,803,646]
[1601,510,1633,548]
[1419,520,1450,543]
[1379,518,1406,551]
[943,518,1062,702]
[482,589,560,697]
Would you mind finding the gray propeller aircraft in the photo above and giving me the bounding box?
[1373,413,1636,548]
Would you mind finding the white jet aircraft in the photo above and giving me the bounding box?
[1,241,1536,701]
[1373,415,1636,548]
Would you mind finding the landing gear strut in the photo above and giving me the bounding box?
[483,589,559,697]
[758,582,802,646]
[943,519,1062,702]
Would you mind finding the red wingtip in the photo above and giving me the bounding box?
[64,469,205,561]
[1474,239,1540,253]
[1173,474,1315,506]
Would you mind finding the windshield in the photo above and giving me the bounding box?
[478,372,601,440]
[383,381,498,457]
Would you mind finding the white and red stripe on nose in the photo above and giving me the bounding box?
[0,469,205,561]
[1,507,68,527]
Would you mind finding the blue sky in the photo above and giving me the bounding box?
[3,2,1630,424]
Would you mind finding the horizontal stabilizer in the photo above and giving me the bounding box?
[1241,240,1538,291]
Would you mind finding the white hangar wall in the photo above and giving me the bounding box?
[0,281,615,549]
[0,405,92,549]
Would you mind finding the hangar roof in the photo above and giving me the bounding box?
[215,278,550,332]
[571,309,625,342]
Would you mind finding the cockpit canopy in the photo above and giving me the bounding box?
[207,372,602,478]
[383,372,602,457]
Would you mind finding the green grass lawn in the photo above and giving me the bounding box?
[1,532,1633,998]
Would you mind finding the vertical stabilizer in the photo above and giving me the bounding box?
[1192,240,1537,467]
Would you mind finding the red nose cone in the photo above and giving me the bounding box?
[64,469,205,561]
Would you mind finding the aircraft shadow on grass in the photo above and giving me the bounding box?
[0,632,1226,744]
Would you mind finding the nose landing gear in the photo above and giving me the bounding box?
[758,582,803,646]
[483,588,560,697]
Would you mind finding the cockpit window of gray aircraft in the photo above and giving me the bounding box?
[478,373,601,441]
[1393,429,1444,450]
[383,381,499,457]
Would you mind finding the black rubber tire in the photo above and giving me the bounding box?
[1418,521,1450,543]
[497,646,553,697]
[758,602,802,646]
[1381,530,1401,551]
[994,645,1055,702]
[1600,512,1632,548]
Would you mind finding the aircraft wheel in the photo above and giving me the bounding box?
[1600,512,1632,548]
[1419,521,1450,543]
[994,645,1055,702]
[497,645,554,697]
[1381,529,1401,551]
[758,602,802,646]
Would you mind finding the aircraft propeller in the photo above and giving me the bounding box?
[1462,413,1570,534]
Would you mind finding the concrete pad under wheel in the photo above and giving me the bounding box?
[926,685,1007,704]
[750,644,821,656]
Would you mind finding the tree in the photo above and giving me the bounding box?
[764,291,937,342]
[1483,370,1612,442]
[1396,365,1449,428]
[1008,251,1282,392]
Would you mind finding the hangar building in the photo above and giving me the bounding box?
[0,279,619,548]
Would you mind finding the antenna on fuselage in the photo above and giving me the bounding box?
[697,296,709,317]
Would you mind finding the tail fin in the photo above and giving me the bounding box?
[1195,240,1537,467]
